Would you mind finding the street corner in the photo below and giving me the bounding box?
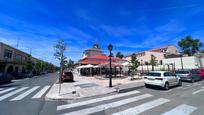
[45,79,118,100]
[114,80,145,93]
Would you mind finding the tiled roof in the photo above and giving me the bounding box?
[79,55,126,65]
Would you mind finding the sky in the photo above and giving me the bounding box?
[0,0,204,65]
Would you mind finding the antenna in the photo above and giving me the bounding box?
[16,38,20,49]
[95,32,99,45]
[30,48,32,55]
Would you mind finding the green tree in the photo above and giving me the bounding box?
[200,50,204,54]
[149,54,157,71]
[129,53,140,71]
[66,59,74,71]
[178,36,203,56]
[54,39,67,79]
[116,52,124,59]
[26,55,33,72]
[35,60,42,74]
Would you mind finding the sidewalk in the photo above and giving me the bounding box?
[46,73,144,100]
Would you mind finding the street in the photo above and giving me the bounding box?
[54,81,204,115]
[0,73,204,115]
[0,73,58,115]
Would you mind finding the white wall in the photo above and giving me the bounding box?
[162,56,203,69]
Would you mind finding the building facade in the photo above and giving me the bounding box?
[82,43,104,58]
[162,54,204,70]
[0,42,29,73]
[125,45,179,65]
[0,42,47,74]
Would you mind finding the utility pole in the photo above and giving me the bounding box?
[30,48,32,55]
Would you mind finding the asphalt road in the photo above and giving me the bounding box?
[0,74,204,115]
[0,73,58,115]
[54,80,204,115]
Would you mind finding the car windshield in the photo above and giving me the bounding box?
[176,71,189,74]
[191,69,200,74]
[147,72,161,77]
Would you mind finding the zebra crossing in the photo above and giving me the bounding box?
[57,90,198,115]
[0,85,51,101]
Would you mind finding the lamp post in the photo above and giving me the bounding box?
[108,44,113,87]
[141,59,143,73]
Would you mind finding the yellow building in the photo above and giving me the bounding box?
[125,45,179,65]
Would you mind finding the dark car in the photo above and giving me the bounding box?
[176,69,202,82]
[193,68,204,79]
[0,73,12,84]
[21,72,33,78]
[61,72,74,82]
[11,72,24,79]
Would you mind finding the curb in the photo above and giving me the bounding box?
[116,85,144,93]
[45,81,118,101]
[45,89,117,101]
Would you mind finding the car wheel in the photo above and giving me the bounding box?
[191,78,195,83]
[145,84,149,88]
[164,82,169,90]
[178,80,182,86]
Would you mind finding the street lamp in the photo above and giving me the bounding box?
[108,44,113,87]
[141,59,143,73]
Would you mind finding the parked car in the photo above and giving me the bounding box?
[193,68,204,79]
[11,72,24,79]
[61,72,74,82]
[175,69,202,82]
[40,71,48,75]
[144,71,182,90]
[23,72,33,78]
[0,73,12,84]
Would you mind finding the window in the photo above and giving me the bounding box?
[164,72,170,76]
[4,49,12,58]
[147,72,161,77]
[15,53,22,61]
[175,71,189,74]
[164,72,174,76]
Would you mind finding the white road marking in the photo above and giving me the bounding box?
[61,94,152,115]
[193,83,202,86]
[186,84,191,87]
[32,85,50,99]
[0,88,4,91]
[10,86,40,101]
[163,89,172,92]
[0,87,28,101]
[57,90,140,111]
[0,87,16,94]
[112,98,170,115]
[162,104,197,115]
[192,88,204,95]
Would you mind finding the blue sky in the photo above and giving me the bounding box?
[0,0,204,65]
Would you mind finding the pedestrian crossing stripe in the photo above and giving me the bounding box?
[57,90,140,111]
[60,94,153,115]
[32,85,50,99]
[161,104,197,115]
[112,98,170,115]
[0,87,28,101]
[0,87,16,95]
[10,86,40,101]
[0,86,51,101]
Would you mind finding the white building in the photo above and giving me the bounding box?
[125,45,179,64]
[162,54,204,70]
[82,43,104,58]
